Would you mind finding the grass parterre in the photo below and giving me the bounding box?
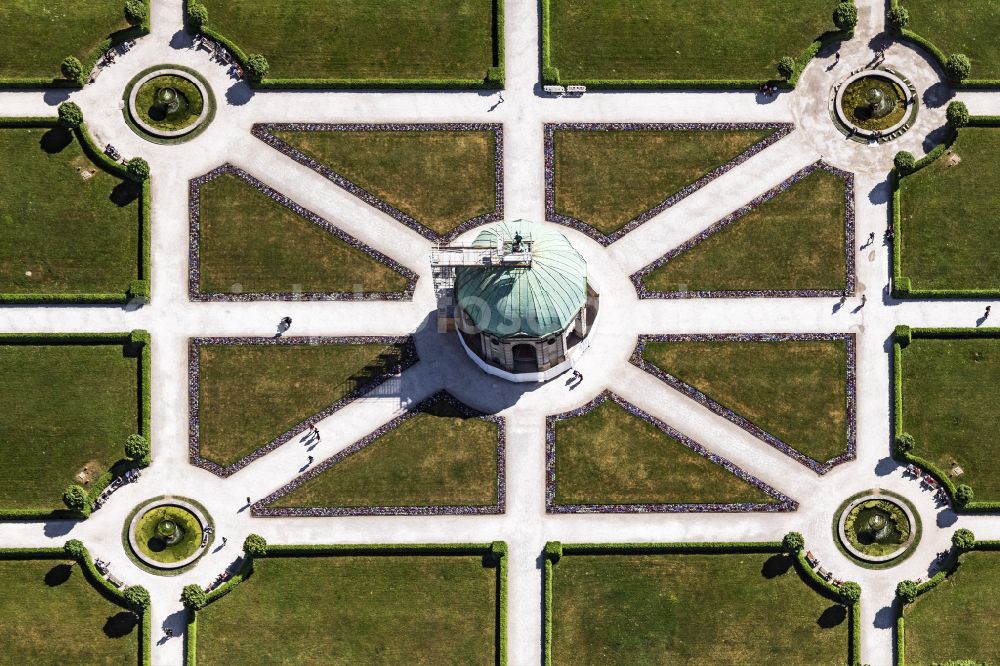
[900,0,1000,83]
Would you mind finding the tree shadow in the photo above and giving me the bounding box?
[761,553,793,579]
[170,29,194,50]
[875,456,898,476]
[817,604,847,628]
[922,81,954,109]
[104,611,138,638]
[110,181,141,207]
[43,89,72,106]
[40,127,73,154]
[226,82,253,106]
[868,33,893,53]
[43,520,75,537]
[937,509,958,528]
[874,603,897,629]
[44,563,73,586]
[869,178,890,205]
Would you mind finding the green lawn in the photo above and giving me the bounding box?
[552,128,776,235]
[272,128,497,236]
[270,396,498,509]
[642,338,849,464]
[0,342,139,511]
[553,398,774,505]
[200,0,497,82]
[905,0,1000,81]
[0,2,130,82]
[197,554,499,664]
[904,550,1000,664]
[550,550,849,665]
[900,336,1000,500]
[0,557,139,665]
[547,0,836,83]
[642,169,848,293]
[899,127,1000,291]
[196,341,409,467]
[0,126,140,297]
[196,172,410,296]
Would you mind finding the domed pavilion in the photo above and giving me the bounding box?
[431,219,599,382]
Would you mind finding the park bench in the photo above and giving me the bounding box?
[566,85,586,95]
[543,85,566,96]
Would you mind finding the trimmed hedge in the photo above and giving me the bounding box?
[0,117,152,305]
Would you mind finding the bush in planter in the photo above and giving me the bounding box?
[952,528,975,551]
[945,54,972,83]
[187,3,208,29]
[777,56,796,80]
[124,434,150,463]
[946,101,970,127]
[62,484,91,516]
[839,581,861,604]
[893,151,916,176]
[64,539,86,560]
[61,56,84,83]
[181,584,208,610]
[955,484,974,507]
[896,579,919,603]
[245,54,270,82]
[57,101,83,129]
[123,585,151,611]
[833,2,858,31]
[124,0,146,25]
[887,5,909,30]
[243,533,267,557]
[126,157,150,183]
[782,531,804,553]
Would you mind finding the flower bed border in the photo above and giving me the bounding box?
[188,163,417,302]
[544,390,796,513]
[252,123,504,242]
[188,335,418,478]
[631,160,856,298]
[543,122,794,246]
[630,333,857,474]
[253,390,505,516]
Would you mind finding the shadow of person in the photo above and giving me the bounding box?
[44,563,73,586]
[761,553,793,579]
[104,611,138,638]
[817,604,847,628]
[39,126,73,154]
[110,181,142,207]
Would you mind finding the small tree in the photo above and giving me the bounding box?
[187,2,209,29]
[123,585,151,612]
[945,53,972,83]
[243,533,268,557]
[124,0,147,25]
[833,2,858,31]
[839,581,862,604]
[64,539,86,561]
[782,531,805,553]
[245,54,270,82]
[181,584,208,610]
[57,101,83,129]
[61,56,84,83]
[887,5,910,30]
[893,152,916,176]
[952,527,976,552]
[62,484,91,516]
[955,484,974,507]
[896,579,919,604]
[124,434,150,463]
[777,56,796,80]
[946,101,970,127]
[126,157,150,182]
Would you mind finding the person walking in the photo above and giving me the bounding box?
[307,455,314,466]
[985,306,992,320]
[221,536,228,546]
[246,496,251,505]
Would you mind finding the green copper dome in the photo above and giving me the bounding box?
[455,219,587,338]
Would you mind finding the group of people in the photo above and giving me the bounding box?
[759,82,779,96]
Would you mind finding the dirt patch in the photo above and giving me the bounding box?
[74,460,102,485]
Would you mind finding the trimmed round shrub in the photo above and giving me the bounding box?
[833,2,858,31]
[61,56,84,83]
[123,585,151,611]
[777,56,796,80]
[893,151,916,176]
[124,0,146,24]
[243,533,268,557]
[188,2,208,29]
[62,484,90,516]
[181,584,208,610]
[946,101,970,127]
[57,101,83,129]
[64,539,86,560]
[840,581,862,604]
[955,483,974,507]
[952,527,976,551]
[782,531,805,553]
[124,434,150,462]
[896,579,919,603]
[887,6,910,30]
[245,54,270,82]
[126,157,150,182]
[945,53,972,83]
